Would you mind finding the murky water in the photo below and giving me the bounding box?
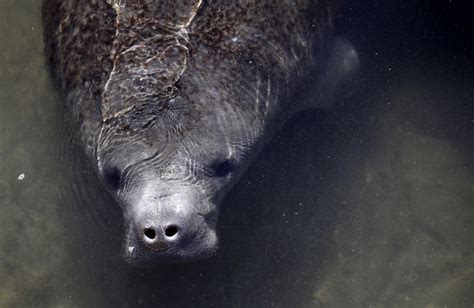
[1,1,472,307]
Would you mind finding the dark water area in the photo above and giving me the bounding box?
[0,1,472,307]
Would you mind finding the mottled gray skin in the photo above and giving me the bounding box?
[43,0,354,265]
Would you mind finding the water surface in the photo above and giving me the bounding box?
[0,1,472,307]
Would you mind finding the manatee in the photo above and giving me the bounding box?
[42,0,358,264]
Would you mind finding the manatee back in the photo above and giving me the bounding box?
[42,0,333,152]
[43,0,115,97]
[43,0,116,153]
[174,1,333,123]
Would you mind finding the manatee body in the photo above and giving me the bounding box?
[43,0,356,264]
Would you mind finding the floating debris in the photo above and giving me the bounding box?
[17,173,25,181]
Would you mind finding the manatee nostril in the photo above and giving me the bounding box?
[164,225,179,237]
[143,228,156,240]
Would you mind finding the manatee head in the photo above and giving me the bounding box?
[96,93,256,265]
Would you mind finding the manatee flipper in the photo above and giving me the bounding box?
[296,38,360,112]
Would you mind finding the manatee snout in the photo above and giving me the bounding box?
[122,184,218,265]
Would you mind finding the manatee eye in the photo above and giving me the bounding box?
[212,159,235,177]
[103,167,122,190]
